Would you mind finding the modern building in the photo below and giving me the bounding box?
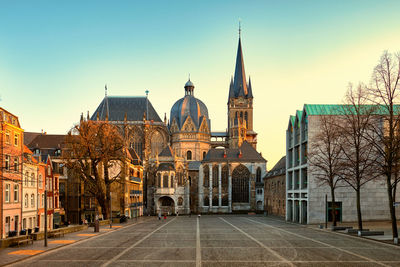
[1,108,23,238]
[286,104,400,224]
[264,156,286,217]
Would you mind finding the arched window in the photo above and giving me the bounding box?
[31,173,35,187]
[232,164,250,203]
[163,174,169,188]
[24,194,28,207]
[24,172,28,186]
[203,165,209,187]
[178,197,183,206]
[177,167,183,186]
[212,165,218,188]
[222,165,228,189]
[157,173,161,187]
[203,151,206,160]
[256,167,261,183]
[31,194,35,208]
[150,130,165,157]
[240,111,243,119]
[187,150,192,160]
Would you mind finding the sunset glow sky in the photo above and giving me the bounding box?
[1,0,400,167]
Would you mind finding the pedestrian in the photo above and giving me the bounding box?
[164,214,167,220]
[158,210,161,220]
[176,211,179,217]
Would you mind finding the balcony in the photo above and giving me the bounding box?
[155,188,175,195]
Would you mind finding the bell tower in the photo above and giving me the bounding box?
[228,27,257,149]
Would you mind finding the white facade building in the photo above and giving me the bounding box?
[286,104,400,224]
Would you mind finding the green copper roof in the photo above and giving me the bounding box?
[304,104,400,116]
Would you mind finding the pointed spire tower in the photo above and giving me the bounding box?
[227,23,257,149]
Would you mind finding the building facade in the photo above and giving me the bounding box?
[286,104,400,224]
[1,108,23,238]
[264,156,285,217]
[22,146,38,232]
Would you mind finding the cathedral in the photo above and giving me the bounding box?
[91,32,266,215]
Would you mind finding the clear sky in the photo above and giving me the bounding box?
[1,0,400,168]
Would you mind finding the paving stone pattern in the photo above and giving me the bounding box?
[5,215,400,267]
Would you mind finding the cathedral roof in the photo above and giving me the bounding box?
[202,141,265,163]
[158,145,174,157]
[90,96,162,122]
[157,162,175,171]
[170,80,210,130]
[229,37,253,100]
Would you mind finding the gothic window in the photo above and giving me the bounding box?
[221,165,228,189]
[240,111,243,119]
[177,168,184,186]
[244,112,248,128]
[204,196,209,206]
[212,165,218,188]
[187,150,192,160]
[157,173,161,187]
[256,167,261,183]
[232,164,250,203]
[151,131,165,157]
[212,196,218,206]
[203,165,209,187]
[130,128,143,160]
[203,151,206,160]
[163,174,168,188]
[178,197,183,206]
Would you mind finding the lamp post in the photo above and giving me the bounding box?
[110,191,112,228]
[44,189,47,247]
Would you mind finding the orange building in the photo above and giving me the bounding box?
[1,108,24,238]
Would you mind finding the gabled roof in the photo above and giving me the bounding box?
[158,145,174,157]
[24,132,42,145]
[28,134,65,149]
[157,162,175,171]
[203,141,266,163]
[90,96,162,122]
[265,156,286,178]
[128,148,142,165]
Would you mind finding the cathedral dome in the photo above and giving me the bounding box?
[170,80,210,131]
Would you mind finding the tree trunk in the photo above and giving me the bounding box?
[356,188,363,230]
[386,174,399,239]
[331,186,337,227]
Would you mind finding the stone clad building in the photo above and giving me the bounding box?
[286,104,400,224]
[264,156,286,217]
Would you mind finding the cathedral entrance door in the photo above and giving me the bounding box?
[158,196,175,215]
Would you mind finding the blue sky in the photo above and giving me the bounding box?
[1,0,400,167]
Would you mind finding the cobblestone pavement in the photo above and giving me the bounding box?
[4,215,400,266]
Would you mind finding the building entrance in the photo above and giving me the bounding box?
[158,196,175,215]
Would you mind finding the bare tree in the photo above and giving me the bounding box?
[308,114,343,226]
[338,84,380,231]
[366,51,400,241]
[64,117,127,220]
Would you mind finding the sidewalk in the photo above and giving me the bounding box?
[0,217,152,267]
[312,220,400,245]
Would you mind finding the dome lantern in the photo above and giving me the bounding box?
[184,79,194,96]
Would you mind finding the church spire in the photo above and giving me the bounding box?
[232,25,248,98]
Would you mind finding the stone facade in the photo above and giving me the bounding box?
[264,156,286,217]
[286,104,400,224]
